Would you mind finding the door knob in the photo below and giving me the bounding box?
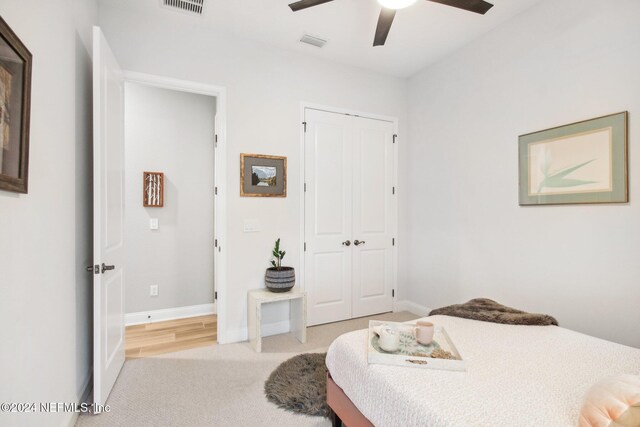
[354,240,366,246]
[342,240,351,247]
[101,263,115,274]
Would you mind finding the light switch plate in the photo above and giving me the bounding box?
[243,219,260,233]
[150,285,158,296]
[150,218,159,230]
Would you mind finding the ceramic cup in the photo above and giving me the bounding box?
[414,321,434,345]
[378,326,400,352]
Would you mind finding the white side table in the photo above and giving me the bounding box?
[248,287,307,352]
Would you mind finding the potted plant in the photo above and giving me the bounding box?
[265,238,295,293]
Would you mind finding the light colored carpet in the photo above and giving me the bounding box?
[76,311,418,427]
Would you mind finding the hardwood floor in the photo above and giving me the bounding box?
[125,314,217,358]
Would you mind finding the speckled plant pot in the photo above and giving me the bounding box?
[265,267,295,293]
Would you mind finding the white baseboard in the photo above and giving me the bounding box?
[395,300,431,317]
[126,303,216,326]
[64,367,93,427]
[79,368,93,404]
[224,320,291,344]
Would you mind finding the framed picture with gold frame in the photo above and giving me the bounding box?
[518,112,628,205]
[0,17,33,194]
[240,153,287,197]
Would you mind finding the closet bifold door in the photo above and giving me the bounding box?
[351,116,394,318]
[304,109,354,326]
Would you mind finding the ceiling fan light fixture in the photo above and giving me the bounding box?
[377,0,416,10]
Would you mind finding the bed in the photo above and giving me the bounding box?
[325,315,640,427]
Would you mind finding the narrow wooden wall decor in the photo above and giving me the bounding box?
[143,171,164,207]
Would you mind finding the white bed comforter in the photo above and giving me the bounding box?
[325,315,640,427]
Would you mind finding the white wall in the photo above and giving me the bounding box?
[124,83,216,314]
[98,4,408,341]
[0,0,97,426]
[407,0,640,347]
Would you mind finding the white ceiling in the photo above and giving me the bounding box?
[100,0,542,78]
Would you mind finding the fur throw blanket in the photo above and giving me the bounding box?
[429,298,558,326]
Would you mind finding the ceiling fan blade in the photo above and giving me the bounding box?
[427,0,494,15]
[288,0,334,12]
[373,8,396,47]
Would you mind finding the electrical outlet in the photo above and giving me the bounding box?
[149,218,159,230]
[150,285,159,296]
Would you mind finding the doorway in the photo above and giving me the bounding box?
[302,106,398,326]
[120,72,228,344]
[121,73,228,347]
[122,81,217,357]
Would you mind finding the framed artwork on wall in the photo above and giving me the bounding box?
[0,17,32,194]
[240,153,287,197]
[518,112,628,206]
[143,171,164,207]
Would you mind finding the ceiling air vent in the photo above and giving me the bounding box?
[162,0,204,15]
[300,34,327,48]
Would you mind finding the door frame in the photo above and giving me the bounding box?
[299,102,399,315]
[123,71,229,343]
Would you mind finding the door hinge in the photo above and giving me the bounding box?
[392,238,395,246]
[392,289,395,298]
[304,183,307,192]
[214,291,218,300]
[393,134,397,144]
[303,121,307,132]
[215,134,218,143]
[214,239,218,247]
[215,187,218,195]
[392,186,395,195]
[304,242,307,252]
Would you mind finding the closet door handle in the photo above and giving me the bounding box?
[101,263,115,274]
[342,240,351,247]
[354,240,365,246]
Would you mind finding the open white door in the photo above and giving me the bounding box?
[92,26,125,408]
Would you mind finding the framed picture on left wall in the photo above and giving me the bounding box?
[0,17,32,194]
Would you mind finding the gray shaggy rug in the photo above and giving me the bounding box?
[264,352,330,418]
[430,298,558,326]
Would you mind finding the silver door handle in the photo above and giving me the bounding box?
[342,240,351,247]
[354,240,365,246]
[101,263,115,274]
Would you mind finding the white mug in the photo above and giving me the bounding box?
[413,321,434,345]
[378,326,400,352]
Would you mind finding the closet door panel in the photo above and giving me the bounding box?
[304,109,353,326]
[357,248,386,298]
[352,117,394,318]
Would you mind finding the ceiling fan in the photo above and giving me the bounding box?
[288,0,494,46]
